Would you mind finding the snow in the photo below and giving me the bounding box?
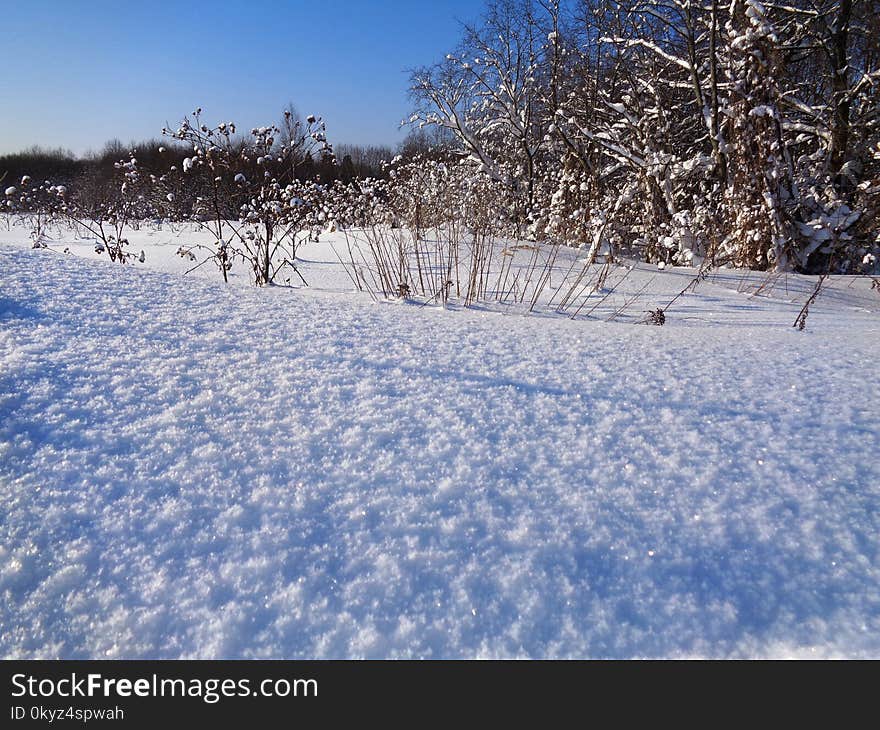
[1,221,879,659]
[749,105,776,118]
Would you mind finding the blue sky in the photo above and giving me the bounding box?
[0,0,482,155]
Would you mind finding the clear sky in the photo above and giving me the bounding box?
[0,0,482,155]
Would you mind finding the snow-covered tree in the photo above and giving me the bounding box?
[408,0,879,271]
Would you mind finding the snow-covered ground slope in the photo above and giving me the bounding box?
[1,223,879,658]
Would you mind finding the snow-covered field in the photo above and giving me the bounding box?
[1,219,879,658]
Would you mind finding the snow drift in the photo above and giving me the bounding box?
[1,244,878,658]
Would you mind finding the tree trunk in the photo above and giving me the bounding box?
[829,0,853,185]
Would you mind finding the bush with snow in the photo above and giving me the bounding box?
[160,108,336,285]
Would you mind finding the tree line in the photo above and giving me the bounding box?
[0,126,395,192]
[408,0,880,272]
[4,0,878,276]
